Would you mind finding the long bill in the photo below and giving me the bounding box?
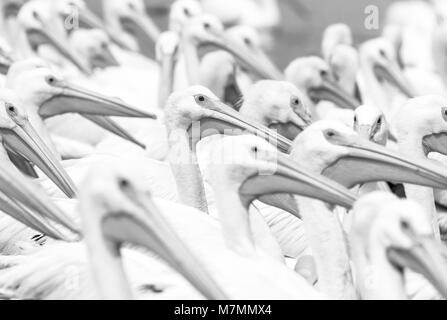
[239,152,358,216]
[26,27,92,76]
[38,78,157,119]
[374,58,416,98]
[201,31,284,81]
[102,194,228,300]
[387,233,447,299]
[0,161,79,235]
[119,12,161,49]
[192,99,293,153]
[1,120,77,198]
[321,132,447,189]
[308,77,361,110]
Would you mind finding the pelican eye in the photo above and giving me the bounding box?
[443,107,447,121]
[325,130,337,138]
[377,116,383,126]
[244,38,251,46]
[291,96,301,106]
[46,76,56,85]
[203,22,211,29]
[119,178,130,189]
[400,219,410,231]
[353,116,358,123]
[320,70,328,78]
[252,146,259,154]
[183,7,191,17]
[379,49,387,58]
[6,103,16,115]
[194,95,208,105]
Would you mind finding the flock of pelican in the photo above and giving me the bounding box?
[0,0,446,300]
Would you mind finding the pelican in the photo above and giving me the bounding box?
[0,164,227,300]
[351,192,447,300]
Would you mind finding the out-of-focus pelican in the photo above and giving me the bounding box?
[285,57,360,122]
[351,192,447,300]
[0,164,228,300]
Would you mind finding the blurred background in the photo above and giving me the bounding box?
[84,0,396,68]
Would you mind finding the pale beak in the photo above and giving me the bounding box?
[239,153,357,214]
[0,161,79,235]
[0,192,70,241]
[388,234,447,299]
[192,99,293,153]
[102,195,228,300]
[119,12,161,49]
[74,6,134,51]
[82,114,146,150]
[423,132,447,155]
[26,28,92,76]
[38,78,157,119]
[308,77,360,110]
[321,133,447,189]
[202,31,284,81]
[269,111,312,141]
[374,59,416,98]
[355,124,374,141]
[1,120,77,198]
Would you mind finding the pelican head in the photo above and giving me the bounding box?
[79,164,227,300]
[226,25,283,80]
[164,86,292,153]
[183,14,282,81]
[169,0,202,34]
[393,95,447,156]
[0,88,77,199]
[351,192,447,299]
[322,23,353,62]
[69,29,120,70]
[6,60,156,119]
[328,44,359,94]
[360,38,415,98]
[17,0,92,75]
[103,0,160,52]
[207,135,356,211]
[285,56,360,110]
[290,120,447,190]
[239,80,311,140]
[354,104,388,145]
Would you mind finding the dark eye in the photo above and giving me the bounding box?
[325,130,336,138]
[32,11,39,19]
[244,37,251,46]
[7,104,15,114]
[46,76,55,85]
[377,117,383,126]
[119,178,129,189]
[379,49,387,58]
[354,116,358,123]
[320,70,328,78]
[252,146,259,154]
[291,96,301,106]
[183,7,191,17]
[101,42,108,50]
[195,95,207,104]
[203,22,210,29]
[401,219,410,231]
[442,107,447,121]
[128,3,136,11]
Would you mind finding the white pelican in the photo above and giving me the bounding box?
[351,192,447,300]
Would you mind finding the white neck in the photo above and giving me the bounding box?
[296,196,356,299]
[181,37,201,86]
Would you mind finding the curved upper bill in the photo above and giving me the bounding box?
[102,192,228,300]
[38,78,157,119]
[239,152,357,215]
[1,119,77,198]
[308,77,361,110]
[0,191,71,240]
[190,99,293,153]
[202,31,284,81]
[26,28,92,76]
[374,59,416,98]
[388,233,447,299]
[82,114,146,149]
[0,161,79,236]
[321,133,447,189]
[90,45,120,69]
